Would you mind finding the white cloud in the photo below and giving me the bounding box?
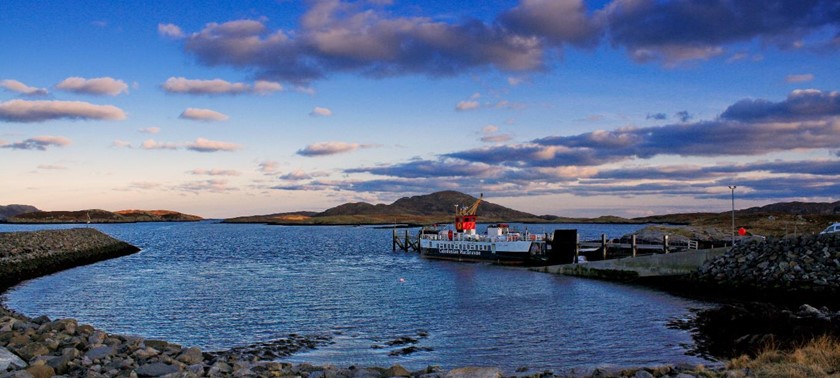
[309,106,333,117]
[258,160,280,175]
[179,107,229,122]
[176,179,238,193]
[163,77,248,95]
[2,135,72,151]
[188,168,242,176]
[141,139,179,150]
[186,137,241,152]
[0,99,126,122]
[456,101,480,111]
[139,127,161,134]
[56,76,129,96]
[785,73,814,83]
[162,77,283,95]
[158,23,184,38]
[297,141,377,157]
[253,80,283,94]
[1,79,48,96]
[112,140,132,148]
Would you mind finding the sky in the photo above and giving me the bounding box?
[1,0,839,219]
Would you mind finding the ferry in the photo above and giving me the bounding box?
[418,194,574,266]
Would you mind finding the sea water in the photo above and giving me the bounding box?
[0,221,712,372]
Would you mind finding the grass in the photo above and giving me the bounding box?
[727,335,840,377]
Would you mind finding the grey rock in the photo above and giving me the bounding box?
[634,371,654,378]
[14,343,50,361]
[186,364,205,376]
[135,362,180,377]
[0,347,28,371]
[86,345,115,360]
[177,347,204,365]
[445,367,502,378]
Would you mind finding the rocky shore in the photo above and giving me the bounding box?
[0,229,140,290]
[694,233,840,300]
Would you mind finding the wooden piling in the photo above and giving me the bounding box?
[663,234,669,254]
[631,234,637,258]
[601,234,607,260]
[392,228,397,251]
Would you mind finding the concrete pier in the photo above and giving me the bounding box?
[532,247,727,280]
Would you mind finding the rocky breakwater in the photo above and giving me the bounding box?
[695,233,840,298]
[0,228,141,290]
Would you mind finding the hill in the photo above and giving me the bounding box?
[0,204,39,221]
[224,191,839,237]
[6,209,202,224]
[224,191,545,225]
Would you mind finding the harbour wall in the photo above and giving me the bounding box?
[0,228,140,290]
[532,248,727,280]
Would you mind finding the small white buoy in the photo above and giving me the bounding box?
[399,278,406,283]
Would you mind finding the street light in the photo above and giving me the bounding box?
[728,185,737,246]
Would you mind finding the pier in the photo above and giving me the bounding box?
[392,228,420,252]
[533,247,728,279]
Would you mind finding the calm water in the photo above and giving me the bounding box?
[0,221,712,372]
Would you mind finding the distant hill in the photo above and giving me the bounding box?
[225,191,544,225]
[224,191,839,237]
[0,204,40,221]
[7,209,202,224]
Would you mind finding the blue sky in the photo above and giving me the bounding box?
[2,0,839,218]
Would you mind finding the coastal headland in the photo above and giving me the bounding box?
[3,209,202,224]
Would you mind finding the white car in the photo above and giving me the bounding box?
[820,223,840,235]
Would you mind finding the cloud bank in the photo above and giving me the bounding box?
[0,100,126,122]
[1,79,48,96]
[2,136,71,151]
[162,77,282,95]
[297,141,376,157]
[179,107,230,122]
[170,0,840,83]
[56,77,129,96]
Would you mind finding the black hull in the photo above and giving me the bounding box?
[420,248,550,266]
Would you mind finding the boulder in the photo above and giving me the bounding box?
[176,347,204,365]
[445,367,502,378]
[384,365,411,377]
[25,365,54,378]
[0,347,28,371]
[85,345,115,360]
[14,343,50,361]
[135,362,179,377]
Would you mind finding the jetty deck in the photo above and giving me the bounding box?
[532,247,728,279]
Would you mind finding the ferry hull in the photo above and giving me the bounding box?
[419,240,551,266]
[420,249,549,266]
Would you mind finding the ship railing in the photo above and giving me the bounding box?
[419,233,546,242]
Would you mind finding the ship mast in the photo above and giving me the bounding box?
[455,193,482,234]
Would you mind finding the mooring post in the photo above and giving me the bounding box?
[392,228,397,251]
[601,233,607,260]
[663,234,669,254]
[574,232,580,264]
[631,234,637,258]
[405,229,410,252]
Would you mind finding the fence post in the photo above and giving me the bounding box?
[663,234,669,254]
[631,234,637,258]
[601,233,607,260]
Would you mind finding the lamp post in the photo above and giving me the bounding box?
[728,185,737,246]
